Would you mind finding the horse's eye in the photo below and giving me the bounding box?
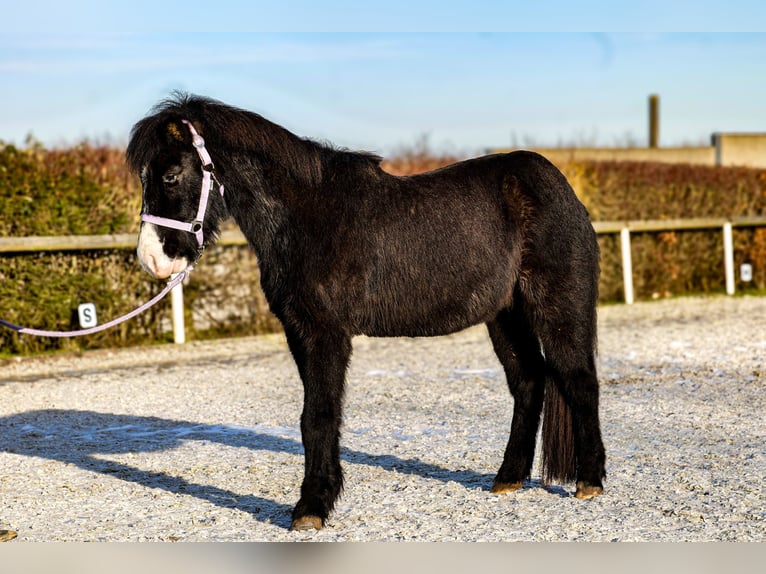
[162,173,179,186]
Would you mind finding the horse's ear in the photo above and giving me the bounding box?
[165,120,204,145]
[166,121,186,143]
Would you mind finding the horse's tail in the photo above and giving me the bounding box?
[540,378,577,484]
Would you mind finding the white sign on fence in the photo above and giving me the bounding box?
[77,303,98,328]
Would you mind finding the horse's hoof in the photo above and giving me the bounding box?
[290,515,323,531]
[575,481,603,500]
[0,529,18,542]
[490,481,523,494]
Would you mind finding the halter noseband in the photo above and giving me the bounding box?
[140,119,224,250]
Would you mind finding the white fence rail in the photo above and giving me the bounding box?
[592,217,766,304]
[2,218,765,341]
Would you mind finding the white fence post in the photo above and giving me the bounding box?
[620,227,634,305]
[170,274,186,344]
[723,222,735,296]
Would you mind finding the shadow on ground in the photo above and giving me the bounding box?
[0,409,516,529]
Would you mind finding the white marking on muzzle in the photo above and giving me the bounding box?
[137,223,189,279]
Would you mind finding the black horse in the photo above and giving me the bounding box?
[127,94,605,531]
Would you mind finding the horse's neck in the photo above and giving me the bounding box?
[219,132,380,261]
[222,149,310,261]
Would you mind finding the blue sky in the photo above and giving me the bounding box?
[2,2,766,155]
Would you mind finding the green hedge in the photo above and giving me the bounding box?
[1,141,765,356]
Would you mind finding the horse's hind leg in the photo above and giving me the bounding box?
[284,326,351,530]
[487,304,546,493]
[536,302,606,499]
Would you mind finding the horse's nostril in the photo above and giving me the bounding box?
[141,254,158,278]
[148,255,159,276]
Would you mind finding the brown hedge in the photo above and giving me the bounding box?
[561,161,766,300]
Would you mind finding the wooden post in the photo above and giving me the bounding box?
[170,273,186,343]
[649,94,659,148]
[620,227,635,304]
[723,222,735,295]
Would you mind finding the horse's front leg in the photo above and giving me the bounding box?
[285,326,352,531]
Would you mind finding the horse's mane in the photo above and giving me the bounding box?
[127,93,383,187]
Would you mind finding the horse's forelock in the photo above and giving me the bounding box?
[126,115,158,174]
[127,118,191,175]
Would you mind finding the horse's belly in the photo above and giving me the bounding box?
[359,312,486,338]
[356,277,513,338]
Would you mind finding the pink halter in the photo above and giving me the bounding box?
[140,120,224,249]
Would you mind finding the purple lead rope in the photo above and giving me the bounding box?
[0,266,192,338]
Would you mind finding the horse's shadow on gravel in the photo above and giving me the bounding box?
[0,409,518,530]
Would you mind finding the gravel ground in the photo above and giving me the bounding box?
[0,295,763,542]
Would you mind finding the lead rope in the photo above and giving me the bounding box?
[0,266,193,338]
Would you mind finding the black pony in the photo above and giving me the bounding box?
[127,94,605,531]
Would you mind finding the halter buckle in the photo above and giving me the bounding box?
[191,134,206,148]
